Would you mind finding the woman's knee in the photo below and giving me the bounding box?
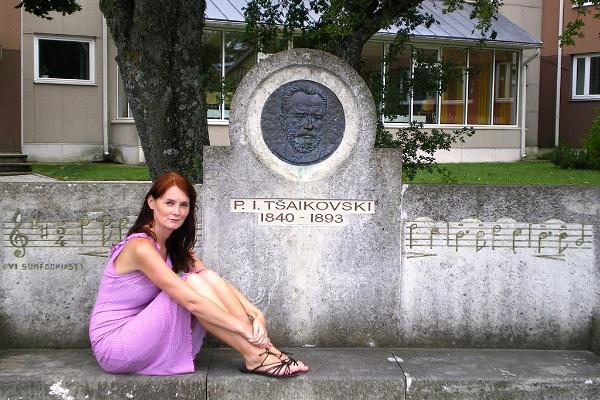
[186,272,212,294]
[199,269,225,286]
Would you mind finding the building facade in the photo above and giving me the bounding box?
[539,0,600,150]
[0,2,22,154]
[15,0,542,164]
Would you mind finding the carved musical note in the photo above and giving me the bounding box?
[558,232,568,254]
[118,217,129,240]
[538,231,549,253]
[408,223,417,249]
[575,224,585,246]
[80,214,90,244]
[430,227,439,249]
[512,228,522,254]
[9,209,28,258]
[492,225,501,250]
[475,230,486,252]
[455,231,465,251]
[98,215,113,247]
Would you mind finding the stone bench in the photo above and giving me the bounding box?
[2,348,600,399]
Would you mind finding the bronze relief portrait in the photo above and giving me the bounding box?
[261,80,345,165]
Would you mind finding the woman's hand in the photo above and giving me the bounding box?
[190,254,208,273]
[251,316,271,348]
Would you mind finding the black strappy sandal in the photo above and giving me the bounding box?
[240,349,301,378]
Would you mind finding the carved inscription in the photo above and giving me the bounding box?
[405,217,593,261]
[3,209,203,259]
[230,198,375,226]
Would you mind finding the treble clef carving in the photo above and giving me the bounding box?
[9,209,28,258]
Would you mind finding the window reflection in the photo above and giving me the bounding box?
[223,32,287,119]
[493,51,518,125]
[441,48,466,124]
[412,48,439,124]
[359,41,384,101]
[384,48,411,123]
[202,30,223,119]
[467,50,493,125]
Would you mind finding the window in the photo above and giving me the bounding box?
[34,35,95,84]
[359,41,384,97]
[202,29,223,119]
[440,48,466,124]
[572,54,600,99]
[384,47,411,123]
[223,32,287,118]
[116,68,131,119]
[412,48,439,124]
[202,29,288,120]
[493,51,519,125]
[467,50,493,125]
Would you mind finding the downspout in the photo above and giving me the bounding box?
[521,49,540,159]
[20,8,23,155]
[555,0,565,147]
[102,17,109,158]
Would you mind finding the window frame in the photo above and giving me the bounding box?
[199,27,522,128]
[381,46,520,129]
[572,53,600,100]
[116,67,133,120]
[34,34,96,85]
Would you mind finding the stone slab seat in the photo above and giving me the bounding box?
[1,348,600,400]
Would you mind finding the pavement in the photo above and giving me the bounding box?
[1,348,599,399]
[0,173,57,182]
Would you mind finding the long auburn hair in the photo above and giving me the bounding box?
[128,171,196,273]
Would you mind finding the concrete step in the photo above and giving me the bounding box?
[1,348,599,399]
[0,153,32,174]
[0,163,32,174]
[0,153,28,163]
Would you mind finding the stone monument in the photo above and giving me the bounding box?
[201,49,403,346]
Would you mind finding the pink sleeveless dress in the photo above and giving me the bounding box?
[89,233,206,375]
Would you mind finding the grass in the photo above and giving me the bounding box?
[31,161,600,185]
[406,161,600,186]
[32,162,150,181]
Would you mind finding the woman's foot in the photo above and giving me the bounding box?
[267,346,309,372]
[243,348,308,377]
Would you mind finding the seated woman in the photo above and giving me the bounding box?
[89,171,308,377]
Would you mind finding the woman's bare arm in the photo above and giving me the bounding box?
[123,238,254,339]
[191,255,265,322]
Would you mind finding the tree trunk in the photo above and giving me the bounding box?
[100,0,209,183]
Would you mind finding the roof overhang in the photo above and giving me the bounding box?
[205,0,542,49]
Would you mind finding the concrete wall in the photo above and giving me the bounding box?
[386,127,522,162]
[0,182,597,350]
[22,0,105,161]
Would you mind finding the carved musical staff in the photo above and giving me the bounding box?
[405,217,592,260]
[3,210,203,258]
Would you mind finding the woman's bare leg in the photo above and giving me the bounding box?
[186,273,306,375]
[193,269,249,321]
[190,269,308,371]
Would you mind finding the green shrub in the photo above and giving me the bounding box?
[584,112,600,170]
[547,143,588,169]
[547,111,600,170]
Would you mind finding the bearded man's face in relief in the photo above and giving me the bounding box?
[281,92,326,154]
